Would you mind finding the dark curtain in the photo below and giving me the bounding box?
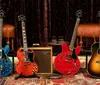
[1,0,100,50]
[1,0,50,50]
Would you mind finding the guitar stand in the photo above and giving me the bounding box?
[15,74,40,80]
[46,72,63,79]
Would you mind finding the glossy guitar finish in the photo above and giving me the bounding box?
[54,10,82,75]
[16,49,38,76]
[0,45,12,77]
[54,42,81,75]
[87,42,100,78]
[16,15,38,76]
[87,11,100,78]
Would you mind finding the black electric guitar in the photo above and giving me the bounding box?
[87,11,100,78]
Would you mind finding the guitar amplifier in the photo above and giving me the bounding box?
[21,47,53,75]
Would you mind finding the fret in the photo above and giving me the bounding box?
[18,14,28,53]
[22,33,26,36]
[69,18,80,50]
[23,38,26,40]
[23,39,27,42]
[23,42,27,46]
[23,33,26,35]
[23,30,25,32]
[23,42,26,44]
[24,45,27,49]
[23,35,26,38]
[23,36,26,40]
[23,45,27,47]
[21,21,28,52]
[23,43,27,45]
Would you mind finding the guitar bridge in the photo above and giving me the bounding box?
[65,54,72,62]
[96,60,100,64]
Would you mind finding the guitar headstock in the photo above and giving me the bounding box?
[76,10,82,18]
[0,10,4,18]
[18,14,26,22]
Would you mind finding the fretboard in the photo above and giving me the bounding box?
[69,18,80,51]
[69,10,82,51]
[0,18,3,49]
[21,21,28,52]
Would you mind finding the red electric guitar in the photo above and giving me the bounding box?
[16,15,38,76]
[54,10,82,75]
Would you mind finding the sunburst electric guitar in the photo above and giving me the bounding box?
[54,10,82,75]
[0,10,12,77]
[16,15,38,76]
[87,11,100,78]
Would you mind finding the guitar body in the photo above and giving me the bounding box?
[87,42,100,78]
[54,42,81,75]
[0,45,13,77]
[16,49,38,76]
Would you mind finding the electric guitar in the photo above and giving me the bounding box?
[0,10,12,77]
[54,10,82,75]
[87,11,100,78]
[16,15,38,76]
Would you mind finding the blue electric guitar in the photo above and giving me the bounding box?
[0,10,12,77]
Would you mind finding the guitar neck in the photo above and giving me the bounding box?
[69,18,80,51]
[21,21,28,52]
[0,18,3,49]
